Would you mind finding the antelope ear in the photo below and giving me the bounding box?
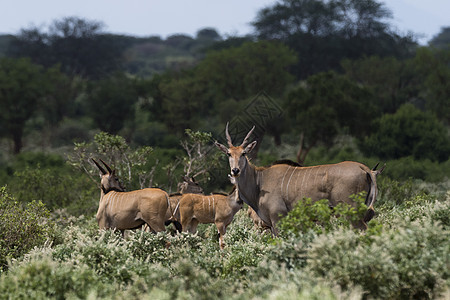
[214,141,229,154]
[244,141,257,154]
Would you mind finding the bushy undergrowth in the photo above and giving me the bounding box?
[0,187,56,272]
[0,152,98,216]
[278,192,368,236]
[0,181,448,299]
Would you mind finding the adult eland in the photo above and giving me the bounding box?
[93,159,169,235]
[215,123,384,235]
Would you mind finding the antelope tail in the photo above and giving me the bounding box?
[364,163,386,223]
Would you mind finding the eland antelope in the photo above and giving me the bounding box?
[178,185,243,249]
[165,176,204,232]
[93,159,169,235]
[215,123,385,235]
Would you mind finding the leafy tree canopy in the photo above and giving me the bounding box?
[429,26,450,50]
[8,17,125,78]
[0,58,49,153]
[252,0,416,78]
[361,103,450,162]
[285,71,377,163]
[85,73,140,134]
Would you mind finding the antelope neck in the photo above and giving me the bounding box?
[235,159,260,212]
[102,186,124,195]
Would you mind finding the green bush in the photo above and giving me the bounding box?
[0,186,55,271]
[361,103,450,162]
[1,151,97,216]
[377,177,423,206]
[0,254,111,299]
[0,184,448,299]
[307,218,449,299]
[383,156,450,182]
[278,193,368,236]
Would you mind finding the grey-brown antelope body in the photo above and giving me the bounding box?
[93,159,169,235]
[215,124,384,235]
[178,187,242,249]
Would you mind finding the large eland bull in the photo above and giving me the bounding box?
[93,159,169,235]
[215,124,384,235]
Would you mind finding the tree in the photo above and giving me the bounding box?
[85,73,139,134]
[361,104,450,162]
[197,40,297,101]
[196,28,221,41]
[341,56,416,114]
[285,71,377,164]
[252,0,416,79]
[412,47,450,124]
[148,40,297,140]
[38,65,81,127]
[68,131,155,190]
[429,26,450,49]
[8,17,125,78]
[0,58,48,153]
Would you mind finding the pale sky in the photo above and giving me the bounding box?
[1,0,449,44]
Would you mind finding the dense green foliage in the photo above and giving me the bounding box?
[285,71,377,163]
[0,58,48,153]
[0,187,56,272]
[0,181,448,298]
[362,103,450,162]
[278,192,368,236]
[252,0,416,78]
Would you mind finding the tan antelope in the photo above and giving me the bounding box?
[93,159,169,235]
[215,123,384,235]
[165,176,204,232]
[178,184,243,249]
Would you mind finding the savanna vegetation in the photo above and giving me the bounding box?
[0,0,449,298]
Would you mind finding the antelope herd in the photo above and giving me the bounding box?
[93,123,384,248]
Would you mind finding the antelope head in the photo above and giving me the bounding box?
[215,123,257,178]
[178,176,204,194]
[92,158,125,194]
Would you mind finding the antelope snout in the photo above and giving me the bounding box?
[231,168,240,176]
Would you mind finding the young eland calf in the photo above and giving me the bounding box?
[165,176,204,232]
[178,184,243,249]
[93,159,169,235]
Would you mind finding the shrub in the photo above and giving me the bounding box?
[0,254,111,299]
[0,186,55,271]
[383,156,449,182]
[377,177,425,206]
[8,165,97,215]
[361,103,450,162]
[278,193,368,236]
[307,219,449,299]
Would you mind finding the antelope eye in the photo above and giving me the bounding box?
[242,152,247,156]
[227,152,231,157]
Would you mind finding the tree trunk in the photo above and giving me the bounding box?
[296,132,305,164]
[296,132,315,165]
[273,132,281,146]
[13,133,23,154]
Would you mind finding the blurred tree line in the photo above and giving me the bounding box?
[0,0,449,188]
